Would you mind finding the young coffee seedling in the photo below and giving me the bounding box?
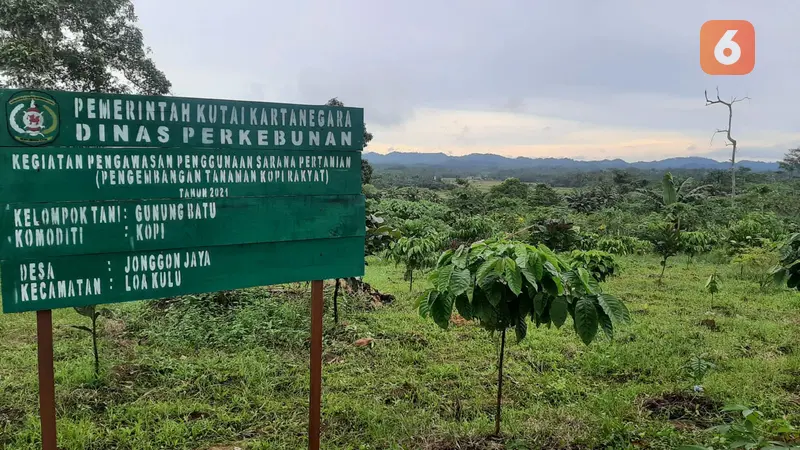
[416,238,629,436]
[705,270,721,307]
[72,305,113,377]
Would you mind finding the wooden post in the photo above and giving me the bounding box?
[36,310,57,450]
[309,280,324,450]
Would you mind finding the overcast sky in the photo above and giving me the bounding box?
[133,0,799,162]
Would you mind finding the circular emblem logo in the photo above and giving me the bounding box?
[6,90,60,146]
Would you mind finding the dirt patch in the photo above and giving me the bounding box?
[0,406,25,427]
[699,319,720,332]
[450,314,472,326]
[640,392,722,427]
[343,278,395,305]
[782,371,800,393]
[187,410,211,421]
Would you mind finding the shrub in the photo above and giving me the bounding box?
[681,231,714,263]
[450,215,496,247]
[569,250,620,282]
[488,177,530,200]
[644,221,682,283]
[726,212,788,254]
[416,239,629,436]
[377,198,450,222]
[596,236,652,255]
[567,187,620,213]
[731,246,779,290]
[527,218,581,252]
[365,214,401,257]
[530,183,563,207]
[771,233,800,291]
[389,234,441,291]
[445,184,488,216]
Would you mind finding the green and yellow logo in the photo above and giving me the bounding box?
[6,90,59,146]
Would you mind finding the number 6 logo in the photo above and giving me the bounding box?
[701,20,755,75]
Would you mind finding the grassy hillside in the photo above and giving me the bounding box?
[1,255,798,449]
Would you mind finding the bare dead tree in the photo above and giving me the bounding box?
[705,87,750,202]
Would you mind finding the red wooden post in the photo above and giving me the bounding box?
[36,310,57,450]
[309,280,324,450]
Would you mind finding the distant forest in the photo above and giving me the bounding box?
[370,163,793,190]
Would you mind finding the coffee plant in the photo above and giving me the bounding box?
[772,233,800,291]
[569,250,619,282]
[645,221,682,284]
[596,236,652,255]
[415,238,629,436]
[71,305,113,377]
[682,231,714,265]
[705,270,721,305]
[528,218,580,252]
[681,405,800,450]
[390,233,442,290]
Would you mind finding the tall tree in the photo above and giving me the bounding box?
[326,97,376,320]
[326,97,374,184]
[779,148,800,173]
[704,87,749,202]
[0,0,171,95]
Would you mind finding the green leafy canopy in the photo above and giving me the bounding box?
[416,238,630,345]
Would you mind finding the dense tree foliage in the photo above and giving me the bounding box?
[0,0,170,94]
[780,148,800,173]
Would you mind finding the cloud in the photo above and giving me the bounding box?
[132,0,800,161]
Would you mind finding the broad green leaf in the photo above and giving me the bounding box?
[515,315,528,342]
[437,249,454,267]
[597,293,631,323]
[452,246,468,268]
[514,244,529,268]
[533,293,546,318]
[455,294,473,320]
[539,303,552,328]
[430,294,455,329]
[485,284,503,307]
[450,268,471,297]
[576,267,592,292]
[435,265,454,293]
[550,296,568,328]
[472,291,498,327]
[676,446,709,450]
[503,257,523,296]
[476,257,503,290]
[73,305,96,318]
[416,291,436,318]
[596,304,614,339]
[519,266,539,292]
[574,296,599,345]
[538,244,564,269]
[527,252,544,279]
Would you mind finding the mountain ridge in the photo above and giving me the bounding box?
[363,151,780,172]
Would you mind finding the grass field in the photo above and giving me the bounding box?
[1,255,799,449]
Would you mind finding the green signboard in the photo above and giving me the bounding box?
[0,89,366,313]
[0,90,364,150]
